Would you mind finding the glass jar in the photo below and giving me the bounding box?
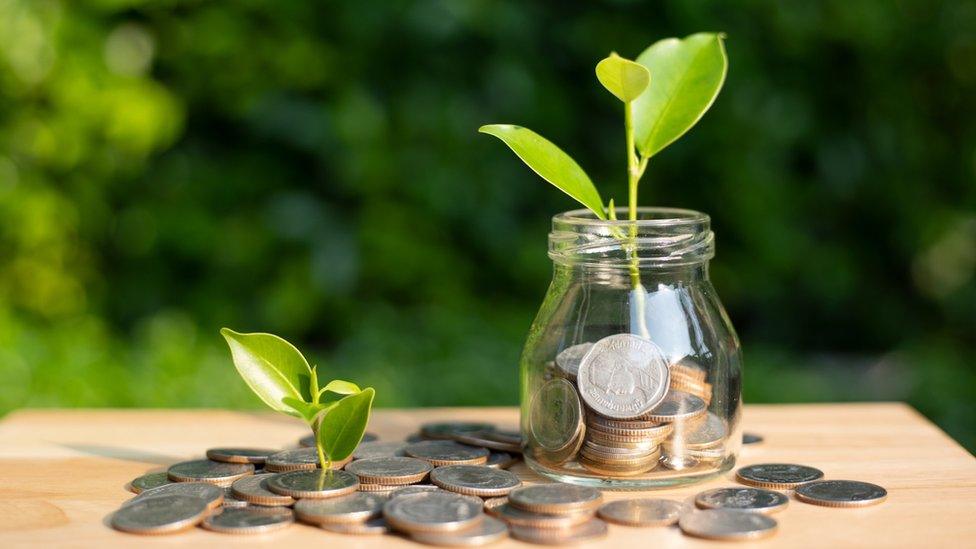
[519,207,742,489]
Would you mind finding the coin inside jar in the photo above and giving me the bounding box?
[111,494,208,535]
[528,378,585,465]
[735,463,825,489]
[695,487,789,514]
[679,509,778,541]
[411,515,509,547]
[345,456,433,485]
[508,484,602,515]
[794,480,887,508]
[167,459,254,486]
[430,465,521,497]
[597,498,682,526]
[294,492,387,524]
[201,507,294,534]
[265,470,360,499]
[555,342,594,380]
[128,471,172,494]
[383,491,485,533]
[576,333,670,419]
[404,440,490,466]
[637,390,707,422]
[126,481,225,510]
[231,473,295,506]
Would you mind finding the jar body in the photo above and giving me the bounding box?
[519,208,742,489]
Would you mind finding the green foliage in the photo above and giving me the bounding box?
[633,33,728,158]
[595,53,650,103]
[317,388,375,462]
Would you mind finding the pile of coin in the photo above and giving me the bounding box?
[538,333,729,477]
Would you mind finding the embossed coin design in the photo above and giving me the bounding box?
[128,481,225,510]
[555,342,594,380]
[205,447,276,464]
[411,515,509,547]
[509,518,608,545]
[231,473,295,506]
[695,488,789,514]
[508,484,602,515]
[383,491,485,533]
[529,377,584,465]
[679,509,778,541]
[167,459,254,486]
[294,492,387,524]
[430,465,521,497]
[128,471,172,494]
[577,334,670,419]
[794,480,887,508]
[111,494,208,535]
[404,440,490,466]
[345,457,433,485]
[201,507,294,534]
[597,498,683,526]
[736,463,825,489]
[266,470,360,499]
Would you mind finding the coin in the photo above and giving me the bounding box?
[493,503,593,529]
[353,441,407,460]
[294,492,387,524]
[384,491,485,533]
[127,481,225,510]
[411,515,508,546]
[167,459,254,486]
[221,489,250,508]
[529,378,584,465]
[671,411,727,449]
[577,333,670,419]
[111,494,208,535]
[679,509,778,541]
[742,432,763,445]
[320,517,389,535]
[266,469,360,499]
[638,390,706,422]
[430,465,522,497]
[265,448,350,472]
[597,498,682,526]
[485,452,517,469]
[695,487,789,514]
[555,342,594,380]
[509,517,607,545]
[202,507,294,534]
[390,485,445,498]
[231,473,295,506]
[671,357,707,382]
[205,447,277,464]
[736,463,825,490]
[508,484,602,515]
[421,422,496,440]
[453,431,522,453]
[301,432,377,447]
[128,471,172,494]
[577,453,660,476]
[794,480,887,508]
[357,483,402,493]
[405,440,490,466]
[483,497,507,516]
[483,429,522,445]
[345,456,433,485]
[586,416,674,439]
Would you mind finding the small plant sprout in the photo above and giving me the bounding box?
[220,328,375,471]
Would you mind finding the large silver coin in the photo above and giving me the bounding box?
[736,463,825,489]
[353,441,407,460]
[528,378,584,465]
[420,422,496,440]
[384,491,484,533]
[597,498,682,526]
[577,334,670,419]
[345,456,433,485]
[266,470,360,499]
[201,507,294,534]
[430,465,521,497]
[794,480,887,508]
[320,517,389,535]
[205,447,277,464]
[294,492,387,524]
[555,342,594,380]
[111,494,208,535]
[231,473,295,506]
[695,488,789,514]
[126,481,224,510]
[167,459,254,486]
[404,440,490,466]
[509,518,607,545]
[679,509,778,541]
[412,515,508,546]
[128,471,172,494]
[638,390,706,422]
[508,484,602,515]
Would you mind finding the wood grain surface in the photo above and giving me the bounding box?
[0,403,974,548]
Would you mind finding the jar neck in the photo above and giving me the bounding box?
[555,263,710,286]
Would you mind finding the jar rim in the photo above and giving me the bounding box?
[554,207,710,228]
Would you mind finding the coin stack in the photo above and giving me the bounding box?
[493,484,608,545]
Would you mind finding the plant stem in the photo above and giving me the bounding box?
[623,101,650,339]
[312,425,332,470]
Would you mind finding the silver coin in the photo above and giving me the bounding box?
[794,480,887,508]
[405,440,490,466]
[577,333,670,419]
[483,429,522,445]
[264,448,320,472]
[493,503,592,529]
[736,463,825,489]
[320,517,389,535]
[555,342,594,380]
[597,498,682,526]
[345,456,433,485]
[126,481,225,510]
[357,483,402,493]
[390,485,446,498]
[639,390,706,422]
[695,488,789,514]
[128,471,172,494]
[742,432,764,445]
[205,447,277,464]
[412,515,508,546]
[679,509,778,541]
[485,452,517,469]
[221,489,250,508]
[384,491,484,533]
[294,492,387,524]
[231,473,295,506]
[111,494,208,535]
[528,378,584,465]
[167,459,254,486]
[421,422,496,440]
[508,484,602,515]
[266,469,360,499]
[430,465,521,497]
[672,411,727,448]
[353,441,407,460]
[509,518,607,545]
[452,431,522,453]
[202,506,294,534]
[301,432,377,447]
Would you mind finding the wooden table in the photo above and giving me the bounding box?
[1,403,974,548]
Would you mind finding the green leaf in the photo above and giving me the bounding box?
[220,328,314,416]
[478,124,606,219]
[319,379,360,397]
[595,53,650,103]
[632,32,728,158]
[317,388,375,462]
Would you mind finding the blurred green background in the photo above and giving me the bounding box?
[0,0,973,450]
